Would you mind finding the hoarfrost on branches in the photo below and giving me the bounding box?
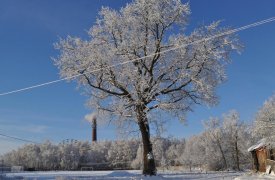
[54,0,241,175]
[254,94,275,139]
[54,0,241,123]
[202,110,251,170]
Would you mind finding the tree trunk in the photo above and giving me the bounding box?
[235,137,240,171]
[217,139,227,169]
[136,106,156,176]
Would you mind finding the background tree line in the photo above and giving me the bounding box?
[2,108,260,172]
[5,90,275,172]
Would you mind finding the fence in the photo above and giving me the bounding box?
[79,161,132,171]
[1,157,133,172]
[0,160,11,178]
[0,160,24,174]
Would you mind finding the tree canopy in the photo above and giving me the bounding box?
[54,0,241,175]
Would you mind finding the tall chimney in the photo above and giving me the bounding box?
[92,115,97,142]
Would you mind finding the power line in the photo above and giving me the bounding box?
[0,133,40,144]
[0,16,275,96]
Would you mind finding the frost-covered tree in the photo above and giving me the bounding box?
[107,140,138,168]
[254,94,275,138]
[165,139,185,166]
[203,117,228,169]
[180,135,205,171]
[54,0,241,175]
[40,141,59,170]
[222,110,250,170]
[22,144,41,169]
[152,138,170,167]
[131,144,143,169]
[203,110,251,171]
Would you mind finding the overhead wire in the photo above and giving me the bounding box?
[0,133,40,144]
[1,17,275,146]
[0,16,274,96]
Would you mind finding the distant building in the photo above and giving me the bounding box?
[248,137,275,173]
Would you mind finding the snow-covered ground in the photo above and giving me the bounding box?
[235,173,275,180]
[2,170,246,180]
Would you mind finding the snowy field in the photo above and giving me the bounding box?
[0,170,246,180]
[2,170,275,180]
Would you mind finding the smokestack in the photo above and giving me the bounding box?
[92,115,97,142]
[85,113,97,142]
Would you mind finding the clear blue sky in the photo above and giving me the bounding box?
[0,0,275,154]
